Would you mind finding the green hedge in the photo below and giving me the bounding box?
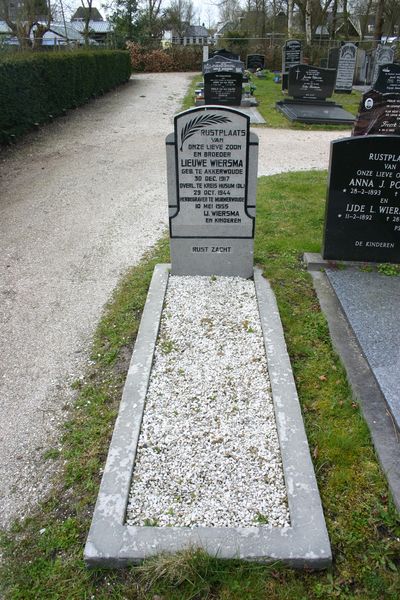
[0,50,131,143]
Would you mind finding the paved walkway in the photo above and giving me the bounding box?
[0,73,349,529]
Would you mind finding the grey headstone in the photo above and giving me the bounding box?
[372,45,395,85]
[167,106,258,278]
[335,42,357,93]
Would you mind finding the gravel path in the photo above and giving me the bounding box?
[0,73,192,529]
[0,72,350,530]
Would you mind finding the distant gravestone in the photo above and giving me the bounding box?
[328,47,339,70]
[166,106,259,277]
[372,45,395,85]
[276,64,355,124]
[335,42,357,93]
[374,63,400,94]
[352,90,400,136]
[211,48,240,61]
[354,47,367,84]
[203,55,244,106]
[288,64,336,100]
[323,135,400,263]
[282,39,302,91]
[246,54,265,71]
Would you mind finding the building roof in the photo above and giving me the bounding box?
[0,20,12,34]
[69,20,113,34]
[183,25,209,38]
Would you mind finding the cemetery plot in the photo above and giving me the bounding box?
[276,65,355,125]
[323,135,400,263]
[85,106,331,568]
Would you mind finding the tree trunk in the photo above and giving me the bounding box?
[305,0,312,44]
[288,0,294,37]
[374,0,385,47]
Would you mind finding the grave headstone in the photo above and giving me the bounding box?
[211,48,240,61]
[354,47,367,84]
[335,42,357,93]
[372,45,395,85]
[352,90,400,136]
[203,55,244,106]
[246,54,265,71]
[166,106,259,277]
[276,64,355,125]
[202,45,209,65]
[323,135,400,263]
[282,39,302,91]
[288,64,336,100]
[328,47,339,70]
[373,63,400,94]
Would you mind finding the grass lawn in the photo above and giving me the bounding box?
[1,170,399,599]
[181,72,361,131]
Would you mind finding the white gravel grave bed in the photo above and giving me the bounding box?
[126,275,290,529]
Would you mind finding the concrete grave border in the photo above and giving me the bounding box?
[84,264,331,569]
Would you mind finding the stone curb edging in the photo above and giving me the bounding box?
[84,264,331,569]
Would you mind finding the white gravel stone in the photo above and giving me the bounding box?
[126,275,290,528]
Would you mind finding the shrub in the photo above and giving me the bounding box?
[127,42,202,72]
[0,50,131,143]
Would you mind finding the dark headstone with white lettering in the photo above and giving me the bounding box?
[323,135,400,263]
[373,63,400,94]
[246,54,265,71]
[166,106,259,277]
[282,39,302,91]
[211,48,240,61]
[203,55,244,106]
[288,64,336,100]
[372,45,395,85]
[352,90,400,136]
[277,64,355,124]
[335,43,357,93]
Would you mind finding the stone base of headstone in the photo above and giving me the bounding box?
[170,239,254,278]
[276,99,355,125]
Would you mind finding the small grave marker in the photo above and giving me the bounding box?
[352,90,400,136]
[246,54,265,71]
[335,42,357,93]
[323,135,400,263]
[166,106,258,277]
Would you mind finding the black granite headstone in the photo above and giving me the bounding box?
[246,54,265,71]
[323,135,400,263]
[211,48,240,61]
[203,55,244,75]
[288,64,336,100]
[282,39,302,91]
[373,63,400,94]
[352,89,400,136]
[335,42,357,93]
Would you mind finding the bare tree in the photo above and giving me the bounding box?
[0,0,53,49]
